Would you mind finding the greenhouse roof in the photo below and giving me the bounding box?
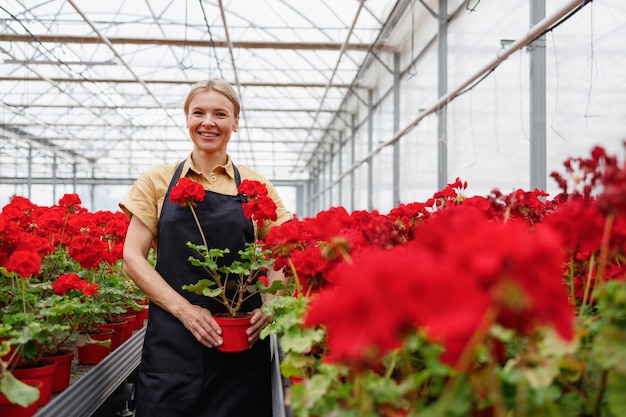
[0,0,399,183]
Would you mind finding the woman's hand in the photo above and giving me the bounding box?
[247,307,273,345]
[179,304,223,349]
[123,216,223,349]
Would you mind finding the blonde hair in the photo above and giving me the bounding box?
[183,79,241,117]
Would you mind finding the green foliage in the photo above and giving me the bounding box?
[606,371,626,416]
[0,372,39,407]
[263,279,626,417]
[183,241,284,316]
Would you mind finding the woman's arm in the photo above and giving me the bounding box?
[122,215,224,348]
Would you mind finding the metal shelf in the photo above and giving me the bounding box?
[34,328,286,417]
[35,328,145,417]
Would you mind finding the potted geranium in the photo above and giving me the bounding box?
[0,192,137,407]
[260,143,626,417]
[168,177,285,351]
[0,350,40,416]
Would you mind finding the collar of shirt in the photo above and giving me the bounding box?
[181,152,236,181]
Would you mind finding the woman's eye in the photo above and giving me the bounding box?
[216,112,227,117]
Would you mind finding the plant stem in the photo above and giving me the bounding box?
[592,370,608,417]
[188,205,209,251]
[594,210,616,298]
[384,350,398,379]
[59,211,69,247]
[436,304,498,416]
[580,255,595,315]
[568,256,575,304]
[190,203,237,314]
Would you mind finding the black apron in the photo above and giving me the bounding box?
[134,162,272,417]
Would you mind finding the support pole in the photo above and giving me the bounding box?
[367,89,374,211]
[437,0,448,190]
[530,0,547,191]
[393,53,401,207]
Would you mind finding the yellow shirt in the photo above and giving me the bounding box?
[119,153,293,240]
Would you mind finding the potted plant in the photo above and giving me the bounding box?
[169,177,285,351]
[260,143,626,416]
[1,193,135,376]
[0,343,40,417]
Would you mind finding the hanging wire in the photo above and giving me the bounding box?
[455,0,592,99]
[492,68,500,153]
[406,0,418,78]
[179,0,192,70]
[583,2,598,123]
[549,31,568,142]
[518,52,529,142]
[466,0,481,13]
[466,88,477,168]
[198,0,223,79]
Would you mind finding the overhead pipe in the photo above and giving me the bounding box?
[335,0,593,185]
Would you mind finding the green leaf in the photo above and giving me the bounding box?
[257,279,285,294]
[0,372,40,407]
[187,256,218,269]
[280,351,318,377]
[222,262,250,275]
[280,326,325,353]
[202,287,223,298]
[74,334,111,348]
[556,391,585,417]
[290,367,340,417]
[607,371,626,416]
[0,339,10,357]
[591,327,626,374]
[182,279,215,295]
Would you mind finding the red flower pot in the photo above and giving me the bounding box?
[45,349,75,393]
[76,329,113,365]
[95,320,127,350]
[126,305,149,330]
[214,314,251,353]
[12,361,57,407]
[118,314,136,341]
[0,379,43,417]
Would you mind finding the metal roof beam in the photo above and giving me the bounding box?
[3,123,338,131]
[2,103,341,113]
[0,76,353,88]
[0,33,387,52]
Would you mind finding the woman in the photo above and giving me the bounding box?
[119,79,293,417]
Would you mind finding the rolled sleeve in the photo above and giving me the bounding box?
[119,163,178,237]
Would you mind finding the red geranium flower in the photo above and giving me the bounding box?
[5,249,42,278]
[239,180,278,225]
[58,193,82,210]
[170,177,206,208]
[52,273,99,296]
[238,179,269,197]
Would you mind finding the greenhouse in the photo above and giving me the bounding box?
[1,1,625,416]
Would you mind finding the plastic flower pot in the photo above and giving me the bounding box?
[118,314,136,341]
[0,379,43,417]
[76,329,113,365]
[44,349,75,393]
[95,320,127,350]
[213,314,252,353]
[126,304,149,330]
[12,360,57,407]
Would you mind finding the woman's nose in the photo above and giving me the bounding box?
[202,115,217,125]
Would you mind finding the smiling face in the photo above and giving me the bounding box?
[185,89,240,157]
